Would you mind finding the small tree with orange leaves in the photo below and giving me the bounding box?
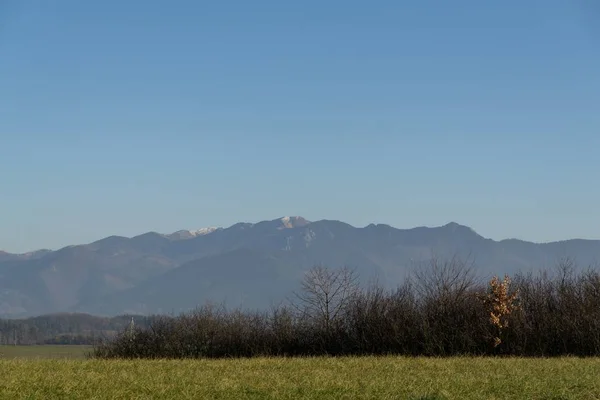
[478,275,519,349]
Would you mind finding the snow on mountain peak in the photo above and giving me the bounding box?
[189,227,220,236]
[167,227,221,240]
[278,216,310,229]
[280,216,292,228]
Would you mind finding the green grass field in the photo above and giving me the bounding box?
[0,356,599,399]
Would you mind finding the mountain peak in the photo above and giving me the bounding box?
[6,216,600,318]
[166,227,221,240]
[442,222,480,236]
[278,216,310,229]
[190,227,221,236]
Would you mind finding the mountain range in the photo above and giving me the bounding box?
[1,216,599,318]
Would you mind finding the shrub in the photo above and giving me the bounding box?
[92,260,600,359]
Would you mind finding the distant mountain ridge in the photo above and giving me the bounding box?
[1,216,599,318]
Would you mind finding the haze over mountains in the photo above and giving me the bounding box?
[1,216,599,318]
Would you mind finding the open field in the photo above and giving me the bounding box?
[0,345,91,359]
[0,357,599,399]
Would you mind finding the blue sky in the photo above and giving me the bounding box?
[1,0,600,252]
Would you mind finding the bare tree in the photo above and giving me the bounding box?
[291,265,359,333]
[411,253,479,302]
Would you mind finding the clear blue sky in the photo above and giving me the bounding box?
[1,0,599,253]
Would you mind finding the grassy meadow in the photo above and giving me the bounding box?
[0,356,599,399]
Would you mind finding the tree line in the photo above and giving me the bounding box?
[0,313,156,345]
[93,256,600,358]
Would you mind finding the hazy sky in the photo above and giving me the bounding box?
[1,0,600,253]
